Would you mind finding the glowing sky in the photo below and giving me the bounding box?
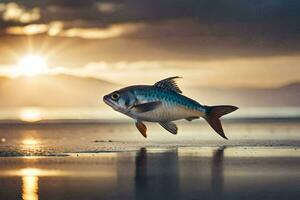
[0,1,299,88]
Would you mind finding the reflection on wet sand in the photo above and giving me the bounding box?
[135,147,147,189]
[13,147,225,200]
[134,148,180,200]
[22,175,39,200]
[21,168,64,200]
[1,146,300,200]
[211,147,225,197]
[134,147,225,199]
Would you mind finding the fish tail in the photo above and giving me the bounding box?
[204,105,238,139]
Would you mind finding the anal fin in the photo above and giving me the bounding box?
[159,122,178,135]
[135,121,147,138]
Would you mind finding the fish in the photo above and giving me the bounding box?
[103,76,238,139]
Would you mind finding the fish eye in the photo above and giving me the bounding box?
[111,92,120,100]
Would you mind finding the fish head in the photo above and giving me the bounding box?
[103,89,136,113]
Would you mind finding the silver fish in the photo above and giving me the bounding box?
[103,77,238,139]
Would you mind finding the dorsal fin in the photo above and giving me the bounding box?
[154,76,182,93]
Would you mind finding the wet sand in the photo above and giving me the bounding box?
[0,121,300,200]
[0,146,300,200]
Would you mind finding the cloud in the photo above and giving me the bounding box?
[5,21,142,39]
[47,21,64,36]
[0,2,40,23]
[59,23,142,39]
[6,24,48,35]
[1,55,300,88]
[5,21,63,35]
[52,56,300,88]
[0,0,299,61]
[95,2,122,14]
[5,0,298,28]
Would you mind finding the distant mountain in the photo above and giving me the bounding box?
[0,74,116,107]
[186,83,300,107]
[0,74,299,107]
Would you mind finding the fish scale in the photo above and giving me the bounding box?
[132,87,204,122]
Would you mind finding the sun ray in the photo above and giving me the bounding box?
[13,54,48,77]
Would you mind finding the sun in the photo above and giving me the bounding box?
[16,55,48,77]
[19,108,42,122]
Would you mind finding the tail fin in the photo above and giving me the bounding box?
[204,105,238,139]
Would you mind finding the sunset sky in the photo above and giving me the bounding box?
[0,0,299,89]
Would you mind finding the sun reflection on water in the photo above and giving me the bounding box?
[21,137,40,155]
[21,132,41,155]
[22,168,39,200]
[19,168,64,200]
[22,139,39,146]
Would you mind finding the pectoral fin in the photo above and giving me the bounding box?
[185,116,199,121]
[132,101,162,113]
[135,121,147,138]
[159,122,178,135]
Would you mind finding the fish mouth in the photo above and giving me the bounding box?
[103,95,121,111]
[103,95,114,107]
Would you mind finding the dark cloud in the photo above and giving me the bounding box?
[1,0,299,24]
[0,0,299,64]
